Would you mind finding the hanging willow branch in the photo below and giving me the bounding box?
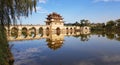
[0,0,38,27]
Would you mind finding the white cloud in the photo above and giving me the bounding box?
[39,0,47,3]
[36,6,48,14]
[33,6,48,14]
[37,0,49,14]
[94,0,120,2]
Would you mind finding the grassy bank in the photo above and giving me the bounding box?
[0,26,14,65]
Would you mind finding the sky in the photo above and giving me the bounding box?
[20,0,120,25]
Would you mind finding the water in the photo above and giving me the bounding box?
[9,33,120,65]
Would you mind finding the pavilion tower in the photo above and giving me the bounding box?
[45,12,64,33]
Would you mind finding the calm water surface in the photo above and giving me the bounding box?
[9,34,120,65]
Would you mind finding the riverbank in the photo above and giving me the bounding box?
[0,26,14,65]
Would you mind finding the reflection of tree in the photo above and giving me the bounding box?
[80,34,89,42]
[115,33,120,41]
[46,39,63,50]
[116,37,120,41]
[91,30,120,42]
[106,33,115,40]
[73,34,90,42]
[101,32,105,37]
[73,35,80,38]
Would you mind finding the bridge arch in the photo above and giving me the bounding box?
[39,27,43,33]
[74,27,76,34]
[39,27,43,37]
[21,27,28,38]
[70,28,73,34]
[46,27,49,36]
[11,27,18,38]
[29,27,36,38]
[66,27,69,34]
[74,27,76,31]
[56,27,61,35]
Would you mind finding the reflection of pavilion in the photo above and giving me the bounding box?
[46,33,64,50]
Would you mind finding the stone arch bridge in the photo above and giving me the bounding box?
[5,24,87,35]
[5,24,90,41]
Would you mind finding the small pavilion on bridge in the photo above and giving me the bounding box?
[45,12,64,25]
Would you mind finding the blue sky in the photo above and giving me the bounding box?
[21,0,120,25]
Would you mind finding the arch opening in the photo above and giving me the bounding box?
[56,27,61,35]
[66,28,69,34]
[39,27,43,37]
[46,27,49,36]
[11,27,18,39]
[74,27,76,34]
[21,27,28,38]
[29,27,36,38]
[70,28,73,34]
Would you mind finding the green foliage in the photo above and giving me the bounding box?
[106,20,116,29]
[0,26,14,65]
[90,19,120,41]
[0,0,38,26]
[65,19,90,26]
[0,0,38,65]
[80,19,90,26]
[90,19,120,32]
[91,30,120,41]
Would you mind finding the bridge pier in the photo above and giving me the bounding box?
[18,29,21,37]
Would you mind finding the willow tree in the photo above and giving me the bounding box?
[0,0,38,65]
[0,0,38,27]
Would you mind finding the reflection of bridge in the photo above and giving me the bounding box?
[8,30,90,50]
[6,12,90,41]
[8,31,90,50]
[7,30,90,41]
